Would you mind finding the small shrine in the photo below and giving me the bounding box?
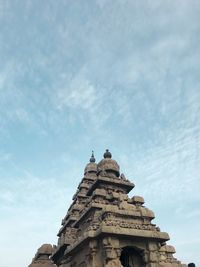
[29,150,190,267]
[28,244,56,267]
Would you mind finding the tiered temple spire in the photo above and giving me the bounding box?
[28,150,190,267]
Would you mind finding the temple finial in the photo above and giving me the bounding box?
[90,151,95,163]
[103,149,112,159]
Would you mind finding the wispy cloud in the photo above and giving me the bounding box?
[0,0,200,266]
[0,164,75,267]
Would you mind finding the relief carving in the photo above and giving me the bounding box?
[28,151,188,267]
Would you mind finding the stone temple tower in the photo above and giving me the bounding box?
[28,244,56,267]
[48,150,187,267]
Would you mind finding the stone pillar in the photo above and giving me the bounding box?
[88,240,98,267]
[148,243,160,267]
[102,237,121,267]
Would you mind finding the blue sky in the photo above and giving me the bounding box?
[0,0,200,266]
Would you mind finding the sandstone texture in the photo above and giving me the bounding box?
[29,150,191,267]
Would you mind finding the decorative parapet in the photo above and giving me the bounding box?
[87,176,135,196]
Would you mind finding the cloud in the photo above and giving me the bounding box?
[121,123,200,200]
[0,166,75,267]
[0,152,12,162]
[0,1,199,266]
[57,73,98,111]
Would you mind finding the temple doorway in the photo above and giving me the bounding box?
[120,247,143,267]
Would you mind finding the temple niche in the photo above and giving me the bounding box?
[29,150,190,267]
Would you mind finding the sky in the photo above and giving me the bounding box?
[0,0,199,266]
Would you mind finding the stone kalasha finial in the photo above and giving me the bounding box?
[103,149,112,159]
[84,151,97,174]
[90,151,96,163]
[98,149,120,177]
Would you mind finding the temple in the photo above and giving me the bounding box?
[28,150,190,267]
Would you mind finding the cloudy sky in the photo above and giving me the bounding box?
[0,0,200,266]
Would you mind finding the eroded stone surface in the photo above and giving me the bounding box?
[28,244,56,267]
[28,150,190,267]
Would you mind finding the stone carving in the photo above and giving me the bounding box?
[104,218,157,231]
[28,150,189,267]
[97,150,120,178]
[28,244,56,267]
